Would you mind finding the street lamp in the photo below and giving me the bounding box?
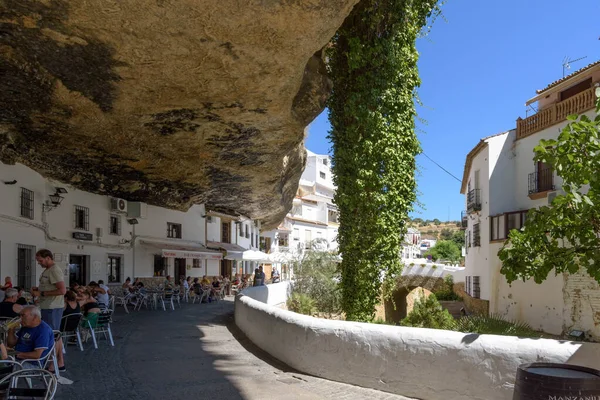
[43,188,68,212]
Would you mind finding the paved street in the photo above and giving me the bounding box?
[57,298,414,400]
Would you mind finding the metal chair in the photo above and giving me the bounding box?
[0,368,57,399]
[59,313,84,353]
[192,286,208,304]
[113,291,132,314]
[0,360,22,391]
[160,290,176,311]
[88,310,115,349]
[20,332,60,379]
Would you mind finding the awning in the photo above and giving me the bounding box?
[225,249,270,262]
[206,241,246,259]
[139,240,222,260]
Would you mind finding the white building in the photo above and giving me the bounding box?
[0,160,259,288]
[260,150,339,277]
[402,228,421,260]
[460,61,600,338]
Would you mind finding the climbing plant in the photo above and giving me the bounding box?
[327,0,442,321]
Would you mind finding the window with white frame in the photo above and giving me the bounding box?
[167,222,182,239]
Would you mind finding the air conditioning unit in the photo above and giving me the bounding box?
[96,227,103,238]
[110,198,127,213]
[206,216,214,223]
[127,201,147,219]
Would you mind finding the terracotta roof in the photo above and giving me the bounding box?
[536,60,600,94]
[460,130,511,194]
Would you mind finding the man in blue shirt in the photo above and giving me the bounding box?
[6,305,54,361]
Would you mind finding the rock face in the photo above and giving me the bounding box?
[0,0,358,228]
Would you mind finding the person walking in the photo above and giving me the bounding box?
[31,249,66,371]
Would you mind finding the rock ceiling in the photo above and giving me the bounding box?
[0,0,358,228]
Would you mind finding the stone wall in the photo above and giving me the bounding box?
[454,282,489,315]
[563,270,600,340]
[235,290,600,400]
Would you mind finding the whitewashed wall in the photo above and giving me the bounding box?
[235,288,600,400]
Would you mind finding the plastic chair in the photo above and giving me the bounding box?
[88,311,115,349]
[60,313,84,353]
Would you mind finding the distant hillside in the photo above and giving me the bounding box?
[407,219,463,240]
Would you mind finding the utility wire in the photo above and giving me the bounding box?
[421,152,462,183]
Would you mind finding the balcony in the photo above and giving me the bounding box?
[516,87,596,139]
[461,211,468,228]
[528,168,554,198]
[466,189,482,213]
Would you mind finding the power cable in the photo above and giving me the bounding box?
[420,152,462,183]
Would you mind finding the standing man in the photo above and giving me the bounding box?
[31,249,66,371]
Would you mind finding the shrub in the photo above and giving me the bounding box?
[455,314,541,337]
[420,264,426,267]
[433,274,462,301]
[293,249,342,315]
[287,293,316,316]
[400,291,456,330]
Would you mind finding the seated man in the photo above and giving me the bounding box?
[6,306,54,363]
[0,288,23,318]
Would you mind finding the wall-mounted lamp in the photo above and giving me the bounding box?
[43,187,68,212]
[127,218,139,225]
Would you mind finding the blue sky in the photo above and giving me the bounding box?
[306,0,599,221]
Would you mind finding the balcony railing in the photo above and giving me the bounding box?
[467,189,482,213]
[517,87,596,139]
[528,168,554,195]
[461,211,468,228]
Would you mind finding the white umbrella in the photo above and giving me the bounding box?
[225,249,270,263]
[268,251,296,264]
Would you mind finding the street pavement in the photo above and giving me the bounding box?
[57,298,415,400]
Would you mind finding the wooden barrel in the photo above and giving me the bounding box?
[513,362,600,400]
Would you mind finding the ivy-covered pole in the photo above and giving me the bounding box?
[328,0,440,321]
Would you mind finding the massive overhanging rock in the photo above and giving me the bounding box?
[0,0,358,229]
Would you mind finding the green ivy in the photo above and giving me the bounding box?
[327,0,442,321]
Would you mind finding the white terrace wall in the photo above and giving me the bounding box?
[235,283,600,400]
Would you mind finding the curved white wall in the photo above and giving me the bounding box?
[235,285,600,400]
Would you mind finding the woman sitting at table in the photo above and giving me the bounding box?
[63,290,81,317]
[122,277,133,292]
[78,289,101,330]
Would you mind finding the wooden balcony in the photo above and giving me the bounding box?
[516,87,597,140]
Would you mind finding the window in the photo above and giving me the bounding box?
[466,276,472,296]
[251,231,254,247]
[167,222,182,239]
[328,210,338,223]
[221,222,230,243]
[319,172,326,179]
[109,214,121,235]
[490,210,528,242]
[278,234,289,247]
[154,255,166,276]
[108,255,122,283]
[305,230,312,249]
[245,225,249,239]
[20,188,34,219]
[238,223,243,237]
[467,230,471,248]
[322,158,328,166]
[256,234,259,248]
[473,223,481,247]
[193,259,201,268]
[74,205,89,231]
[472,276,480,299]
[560,77,591,101]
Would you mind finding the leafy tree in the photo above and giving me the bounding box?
[424,240,461,263]
[400,291,455,330]
[439,228,453,240]
[412,218,424,225]
[450,230,465,249]
[293,246,341,315]
[499,92,600,284]
[433,218,441,226]
[328,0,442,321]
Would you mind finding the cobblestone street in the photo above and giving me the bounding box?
[57,298,415,400]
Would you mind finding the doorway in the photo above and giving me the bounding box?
[174,258,187,283]
[17,244,36,290]
[69,255,89,286]
[220,259,232,278]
